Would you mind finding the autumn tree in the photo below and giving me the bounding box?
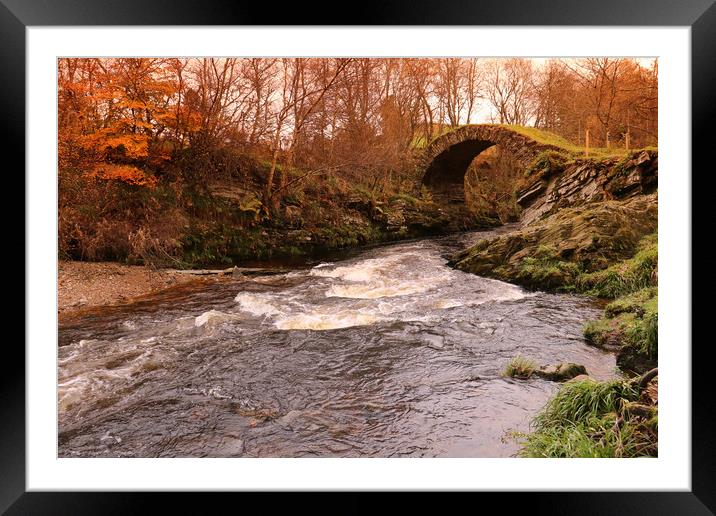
[434,58,483,127]
[531,58,658,148]
[263,58,351,211]
[59,57,181,186]
[403,59,438,144]
[484,58,536,125]
[242,58,278,147]
[57,56,658,264]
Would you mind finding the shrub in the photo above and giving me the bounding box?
[525,150,570,178]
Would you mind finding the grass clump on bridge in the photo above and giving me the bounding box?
[501,125,579,152]
[419,124,630,158]
[501,124,633,159]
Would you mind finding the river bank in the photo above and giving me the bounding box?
[58,261,226,316]
[57,219,515,319]
[446,149,659,457]
[56,219,463,318]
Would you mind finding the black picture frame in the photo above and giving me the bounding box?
[7,0,713,512]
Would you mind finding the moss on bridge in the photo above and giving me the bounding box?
[423,123,640,160]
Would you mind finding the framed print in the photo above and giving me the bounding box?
[7,0,713,511]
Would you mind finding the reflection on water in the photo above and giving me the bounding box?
[58,228,615,457]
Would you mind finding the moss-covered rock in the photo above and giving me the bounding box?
[524,150,571,180]
[583,317,626,351]
[534,362,588,382]
[502,356,588,382]
[451,195,657,291]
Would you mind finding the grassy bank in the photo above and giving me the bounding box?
[513,231,659,458]
[452,196,657,289]
[518,375,658,457]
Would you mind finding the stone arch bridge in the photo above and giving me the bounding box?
[419,124,563,205]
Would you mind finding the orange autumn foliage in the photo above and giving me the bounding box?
[58,58,192,186]
[86,164,158,187]
[78,131,150,160]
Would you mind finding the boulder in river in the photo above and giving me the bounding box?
[534,362,588,382]
[566,374,595,384]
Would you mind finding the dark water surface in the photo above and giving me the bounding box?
[58,229,615,457]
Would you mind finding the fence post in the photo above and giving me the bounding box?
[585,128,590,157]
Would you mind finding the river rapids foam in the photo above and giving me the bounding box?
[233,246,530,331]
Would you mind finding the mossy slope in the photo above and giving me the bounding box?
[451,195,657,291]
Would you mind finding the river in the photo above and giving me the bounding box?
[58,227,616,457]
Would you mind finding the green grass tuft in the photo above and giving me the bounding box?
[583,286,658,360]
[502,355,538,379]
[604,286,658,317]
[512,245,583,291]
[533,379,638,427]
[518,412,654,458]
[626,310,658,358]
[583,318,621,348]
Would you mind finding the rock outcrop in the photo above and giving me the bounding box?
[450,148,660,380]
[518,150,657,226]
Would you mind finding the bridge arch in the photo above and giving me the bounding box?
[419,125,562,204]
